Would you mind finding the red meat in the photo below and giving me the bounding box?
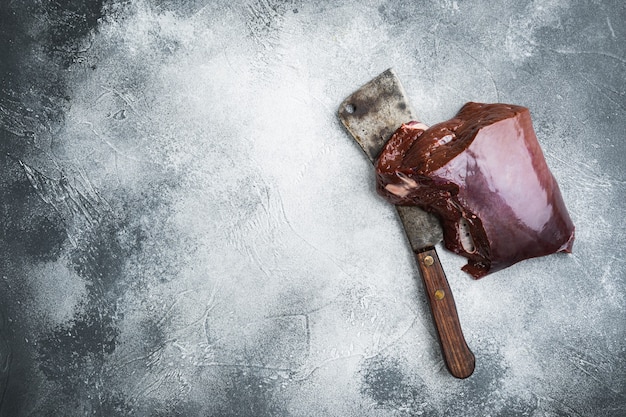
[375,102,575,278]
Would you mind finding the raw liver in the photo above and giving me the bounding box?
[376,102,575,278]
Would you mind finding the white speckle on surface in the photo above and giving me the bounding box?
[24,261,88,327]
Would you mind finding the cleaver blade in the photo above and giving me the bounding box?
[338,68,442,250]
[338,68,475,379]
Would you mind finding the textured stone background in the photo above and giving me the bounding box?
[1,0,625,416]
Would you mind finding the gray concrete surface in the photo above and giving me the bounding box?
[1,0,625,415]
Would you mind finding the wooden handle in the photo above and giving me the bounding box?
[415,247,475,379]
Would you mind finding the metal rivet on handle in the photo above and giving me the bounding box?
[434,289,445,300]
[423,255,434,266]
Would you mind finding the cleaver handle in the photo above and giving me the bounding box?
[415,247,475,379]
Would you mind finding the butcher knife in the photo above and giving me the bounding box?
[338,69,475,379]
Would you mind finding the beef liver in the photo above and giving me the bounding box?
[375,102,575,278]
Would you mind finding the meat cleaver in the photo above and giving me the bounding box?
[338,69,475,379]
